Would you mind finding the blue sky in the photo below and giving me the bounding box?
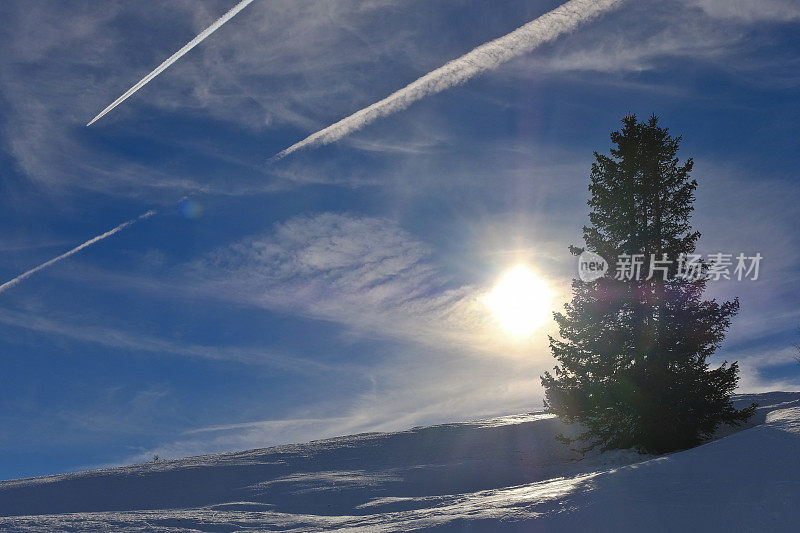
[1,0,799,480]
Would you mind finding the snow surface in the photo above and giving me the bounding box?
[0,392,798,532]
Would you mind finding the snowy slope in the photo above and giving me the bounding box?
[0,392,798,532]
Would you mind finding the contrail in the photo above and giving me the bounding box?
[0,211,156,295]
[86,0,257,126]
[270,0,625,161]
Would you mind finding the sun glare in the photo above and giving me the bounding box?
[485,265,552,338]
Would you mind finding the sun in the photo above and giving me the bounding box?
[485,265,552,338]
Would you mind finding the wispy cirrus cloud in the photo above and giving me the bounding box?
[191,212,529,354]
[123,341,547,463]
[690,0,800,22]
[2,211,559,465]
[0,1,418,198]
[499,0,799,85]
[43,193,799,464]
[3,0,791,202]
[0,306,330,373]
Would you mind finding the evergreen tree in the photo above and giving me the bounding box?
[541,115,755,454]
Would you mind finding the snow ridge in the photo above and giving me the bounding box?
[1,392,798,532]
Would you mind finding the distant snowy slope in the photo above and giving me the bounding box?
[0,392,798,532]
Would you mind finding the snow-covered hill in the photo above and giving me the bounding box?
[1,392,798,532]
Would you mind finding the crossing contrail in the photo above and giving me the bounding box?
[0,211,156,295]
[270,0,625,161]
[86,0,257,126]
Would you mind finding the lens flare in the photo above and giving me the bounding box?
[178,199,203,219]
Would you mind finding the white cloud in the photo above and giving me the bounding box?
[535,23,735,73]
[501,1,741,75]
[191,212,561,358]
[123,344,548,463]
[0,306,328,373]
[691,0,800,22]
[500,0,798,82]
